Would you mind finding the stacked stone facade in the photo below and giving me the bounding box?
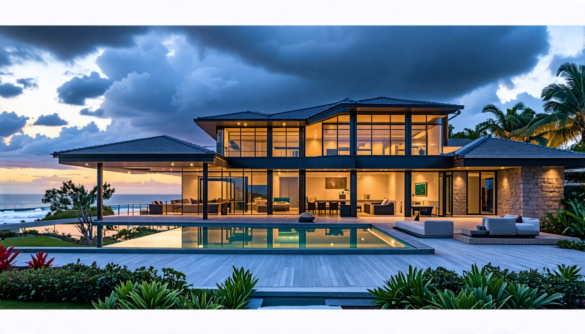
[453,172,467,215]
[496,167,564,219]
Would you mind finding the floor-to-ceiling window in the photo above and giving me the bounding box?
[273,128,300,157]
[465,171,496,215]
[411,115,445,155]
[273,170,299,214]
[306,171,351,215]
[219,128,267,157]
[357,171,404,216]
[357,115,405,155]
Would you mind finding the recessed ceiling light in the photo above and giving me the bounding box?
[171,163,174,166]
[283,123,286,126]
[190,163,193,166]
[85,163,88,166]
[238,122,240,125]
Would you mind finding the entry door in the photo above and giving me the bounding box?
[438,172,453,217]
[467,172,480,215]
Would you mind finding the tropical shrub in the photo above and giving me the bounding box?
[370,263,578,309]
[0,246,20,273]
[0,231,17,240]
[112,227,160,241]
[26,251,55,269]
[541,194,585,239]
[0,260,190,303]
[177,291,223,310]
[423,267,465,293]
[215,266,259,309]
[557,240,585,251]
[368,266,433,309]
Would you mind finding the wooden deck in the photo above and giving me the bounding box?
[13,215,585,291]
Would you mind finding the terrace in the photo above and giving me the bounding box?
[10,214,585,296]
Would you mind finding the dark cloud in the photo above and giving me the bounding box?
[0,37,43,69]
[0,27,150,62]
[0,71,13,76]
[0,111,28,137]
[0,80,23,98]
[16,77,38,89]
[33,113,68,126]
[79,107,105,118]
[56,71,112,105]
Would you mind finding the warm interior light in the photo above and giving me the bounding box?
[237,122,240,125]
[171,163,174,166]
[170,169,173,171]
[127,171,130,174]
[190,163,193,166]
[244,123,247,126]
[283,123,285,126]
[85,163,88,166]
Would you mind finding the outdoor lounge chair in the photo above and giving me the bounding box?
[461,216,540,237]
[393,220,454,238]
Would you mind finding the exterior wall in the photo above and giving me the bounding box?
[497,167,564,219]
[453,172,467,215]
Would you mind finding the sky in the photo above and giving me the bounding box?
[0,26,584,194]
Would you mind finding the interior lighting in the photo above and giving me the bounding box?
[238,122,240,125]
[171,163,174,166]
[190,163,193,166]
[85,163,88,166]
[283,123,286,126]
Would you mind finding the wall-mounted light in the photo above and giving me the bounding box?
[171,163,174,166]
[238,122,240,125]
[85,163,88,166]
[170,169,173,171]
[283,123,286,126]
[244,123,247,126]
[190,163,193,166]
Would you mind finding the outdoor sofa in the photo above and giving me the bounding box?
[364,199,395,215]
[462,215,540,237]
[393,220,454,238]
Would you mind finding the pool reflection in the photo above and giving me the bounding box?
[181,227,410,249]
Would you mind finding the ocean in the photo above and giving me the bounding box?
[0,194,181,224]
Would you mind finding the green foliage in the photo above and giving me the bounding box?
[557,239,585,251]
[422,267,465,293]
[427,288,499,309]
[0,231,16,240]
[215,266,258,309]
[541,193,585,239]
[505,283,562,309]
[112,226,160,241]
[117,281,182,310]
[0,260,190,304]
[449,124,488,140]
[370,263,580,309]
[480,102,550,145]
[42,206,114,221]
[368,266,433,309]
[176,291,223,310]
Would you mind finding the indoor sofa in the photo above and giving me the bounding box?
[364,200,395,215]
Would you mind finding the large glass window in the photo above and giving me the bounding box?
[356,114,404,155]
[305,122,322,157]
[310,116,350,156]
[273,171,299,215]
[357,171,405,215]
[411,115,444,155]
[222,128,267,157]
[273,128,300,157]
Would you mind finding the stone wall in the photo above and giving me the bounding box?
[497,167,564,219]
[453,172,467,215]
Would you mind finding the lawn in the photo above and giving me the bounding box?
[0,236,117,247]
[0,299,93,309]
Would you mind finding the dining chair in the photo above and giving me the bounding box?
[307,201,316,214]
[317,202,327,215]
[329,201,339,216]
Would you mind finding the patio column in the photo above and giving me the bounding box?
[267,128,273,158]
[405,170,412,217]
[203,163,208,220]
[299,170,306,213]
[350,170,357,217]
[267,169,273,214]
[96,223,103,248]
[97,162,103,220]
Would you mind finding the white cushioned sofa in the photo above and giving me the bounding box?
[394,220,454,238]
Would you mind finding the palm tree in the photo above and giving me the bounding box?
[449,124,488,140]
[481,102,549,145]
[527,62,585,148]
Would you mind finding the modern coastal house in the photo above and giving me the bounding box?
[52,96,585,221]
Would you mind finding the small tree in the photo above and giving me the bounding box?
[42,180,115,245]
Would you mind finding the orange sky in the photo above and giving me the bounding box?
[0,167,181,194]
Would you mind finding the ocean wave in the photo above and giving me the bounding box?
[0,208,50,224]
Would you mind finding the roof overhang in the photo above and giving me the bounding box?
[53,153,229,174]
[454,156,585,168]
[194,119,307,140]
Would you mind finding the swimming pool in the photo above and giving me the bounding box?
[102,224,431,254]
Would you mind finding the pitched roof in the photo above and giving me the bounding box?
[52,135,215,155]
[447,139,473,147]
[197,96,463,121]
[452,137,585,159]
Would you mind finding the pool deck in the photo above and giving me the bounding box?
[11,215,585,293]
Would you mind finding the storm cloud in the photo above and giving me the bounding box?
[33,113,68,126]
[0,81,23,98]
[16,77,38,89]
[79,107,105,118]
[56,71,112,105]
[0,111,28,137]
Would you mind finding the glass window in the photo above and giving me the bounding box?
[372,125,390,155]
[323,117,338,123]
[338,124,350,155]
[222,128,267,157]
[338,115,350,123]
[427,124,442,155]
[412,115,426,123]
[305,122,322,157]
[273,128,299,157]
[392,115,405,123]
[225,128,241,157]
[411,125,427,155]
[255,129,267,157]
[274,171,299,215]
[391,125,405,155]
[241,128,255,157]
[372,115,390,123]
[357,125,372,155]
[357,114,371,123]
[323,124,338,156]
[216,129,224,155]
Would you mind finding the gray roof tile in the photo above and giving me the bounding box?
[52,135,215,155]
[453,137,585,159]
[447,139,473,147]
[197,96,463,121]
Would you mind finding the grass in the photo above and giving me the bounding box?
[0,236,117,247]
[0,299,93,309]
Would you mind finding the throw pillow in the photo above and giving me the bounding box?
[381,199,389,206]
[516,215,523,223]
[386,200,393,206]
[182,198,190,204]
[191,198,198,204]
[414,213,420,221]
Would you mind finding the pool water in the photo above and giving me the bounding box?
[106,226,412,249]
